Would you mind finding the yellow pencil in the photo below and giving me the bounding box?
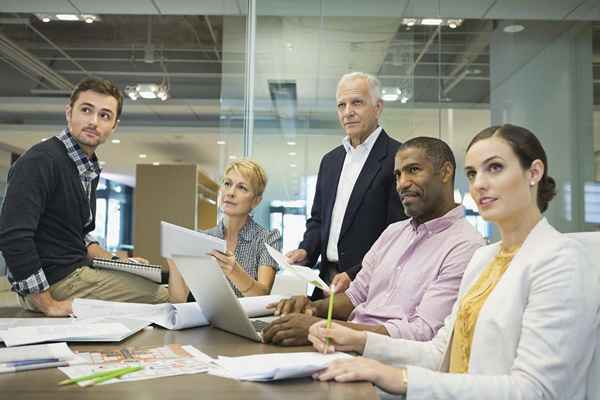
[325,284,335,346]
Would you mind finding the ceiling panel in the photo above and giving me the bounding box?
[485,0,588,20]
[439,0,497,18]
[565,1,600,21]
[71,0,158,15]
[153,0,245,15]
[0,0,77,13]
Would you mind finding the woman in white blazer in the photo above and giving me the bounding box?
[308,124,599,400]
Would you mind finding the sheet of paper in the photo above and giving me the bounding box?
[161,221,226,259]
[238,295,285,317]
[210,351,352,381]
[265,244,329,291]
[0,342,77,363]
[0,322,133,347]
[72,299,209,330]
[59,345,212,386]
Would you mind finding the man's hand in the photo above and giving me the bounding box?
[331,272,352,293]
[286,249,308,265]
[28,291,73,316]
[262,314,321,346]
[267,295,317,316]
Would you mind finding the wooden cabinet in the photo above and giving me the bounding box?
[134,164,219,266]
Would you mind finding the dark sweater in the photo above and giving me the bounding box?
[0,137,98,285]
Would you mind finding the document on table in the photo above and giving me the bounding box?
[0,342,86,374]
[72,295,284,328]
[59,344,213,386]
[265,244,329,292]
[72,299,209,330]
[0,318,150,347]
[209,351,352,381]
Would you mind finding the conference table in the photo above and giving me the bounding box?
[0,307,378,400]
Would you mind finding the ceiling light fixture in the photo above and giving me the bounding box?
[229,155,237,160]
[503,24,525,33]
[288,152,296,156]
[55,14,79,21]
[42,17,51,23]
[403,18,417,27]
[287,141,296,146]
[84,16,95,24]
[421,18,443,26]
[124,83,169,101]
[216,140,226,145]
[139,154,147,159]
[401,18,463,29]
[381,87,402,102]
[111,139,120,144]
[152,162,160,166]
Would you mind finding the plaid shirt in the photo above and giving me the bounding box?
[10,129,102,295]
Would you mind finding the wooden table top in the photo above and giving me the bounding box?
[0,307,377,400]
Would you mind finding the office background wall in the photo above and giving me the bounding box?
[0,0,598,252]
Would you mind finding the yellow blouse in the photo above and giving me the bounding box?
[448,246,519,373]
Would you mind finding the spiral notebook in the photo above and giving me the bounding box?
[91,258,163,283]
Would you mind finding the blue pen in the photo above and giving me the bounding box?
[6,358,60,367]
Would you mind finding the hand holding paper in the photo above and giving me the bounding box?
[265,244,329,291]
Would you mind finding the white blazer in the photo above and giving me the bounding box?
[364,218,600,400]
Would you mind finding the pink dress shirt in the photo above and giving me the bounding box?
[346,205,484,340]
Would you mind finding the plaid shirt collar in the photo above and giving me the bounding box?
[56,129,101,182]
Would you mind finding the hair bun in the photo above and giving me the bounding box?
[538,175,557,212]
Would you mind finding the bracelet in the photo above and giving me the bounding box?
[399,367,408,395]
[239,279,255,294]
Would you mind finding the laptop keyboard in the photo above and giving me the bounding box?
[251,320,269,333]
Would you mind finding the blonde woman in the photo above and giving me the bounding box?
[308,124,599,400]
[169,160,282,301]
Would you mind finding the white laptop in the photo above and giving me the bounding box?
[172,255,273,342]
[160,221,272,342]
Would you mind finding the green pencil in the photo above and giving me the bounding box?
[80,365,143,387]
[325,284,335,346]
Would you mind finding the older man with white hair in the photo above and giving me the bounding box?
[286,72,405,297]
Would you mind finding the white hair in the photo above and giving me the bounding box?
[336,72,382,104]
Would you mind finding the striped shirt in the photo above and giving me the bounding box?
[206,217,282,297]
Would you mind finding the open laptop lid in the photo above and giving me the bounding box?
[172,255,262,342]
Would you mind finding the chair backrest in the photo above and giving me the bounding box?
[567,232,600,400]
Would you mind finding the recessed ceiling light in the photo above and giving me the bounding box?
[382,87,401,102]
[84,16,95,24]
[152,162,160,166]
[217,140,226,145]
[403,18,417,27]
[139,154,147,159]
[111,139,120,144]
[288,152,296,156]
[42,17,51,23]
[287,141,296,146]
[229,155,237,160]
[503,24,525,33]
[421,18,443,26]
[55,14,79,21]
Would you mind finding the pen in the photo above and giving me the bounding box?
[325,284,335,346]
[0,360,69,374]
[58,365,141,386]
[6,358,60,367]
[80,365,143,387]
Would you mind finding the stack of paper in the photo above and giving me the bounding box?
[72,295,284,330]
[0,342,85,373]
[0,318,150,347]
[209,352,352,381]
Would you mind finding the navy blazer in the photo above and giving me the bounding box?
[299,129,405,280]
